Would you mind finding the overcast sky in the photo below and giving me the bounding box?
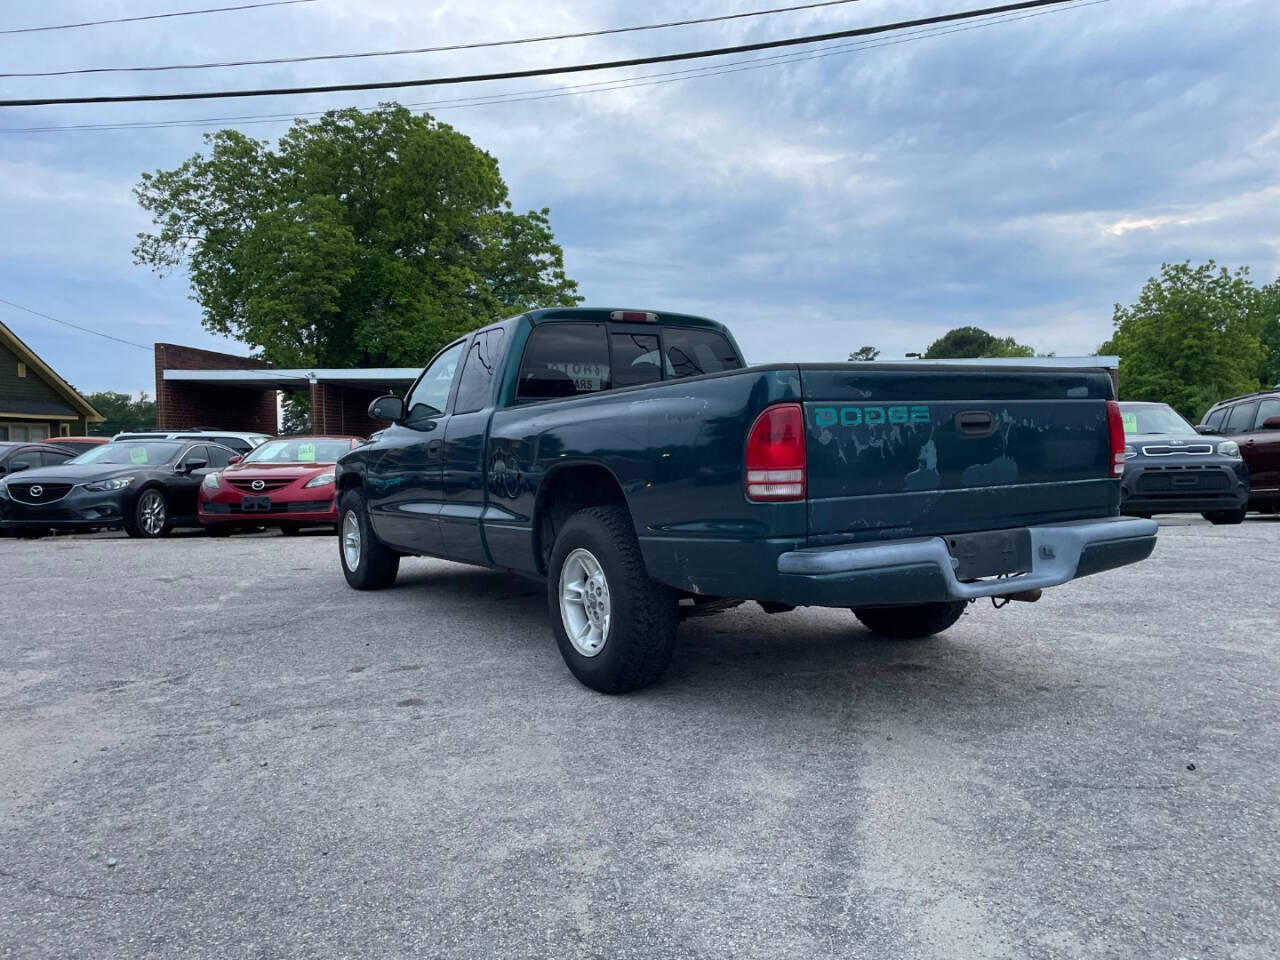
[1,0,1277,396]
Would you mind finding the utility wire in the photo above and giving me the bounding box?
[0,0,319,36]
[0,0,1088,108]
[0,296,152,350]
[3,0,872,78]
[0,2,1104,134]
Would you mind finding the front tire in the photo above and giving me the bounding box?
[852,600,968,639]
[124,488,169,539]
[547,506,679,694]
[1202,508,1247,525]
[338,488,399,590]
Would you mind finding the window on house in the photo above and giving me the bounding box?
[16,362,26,378]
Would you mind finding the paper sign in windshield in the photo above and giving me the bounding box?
[130,447,148,464]
[1122,413,1139,433]
[297,443,316,462]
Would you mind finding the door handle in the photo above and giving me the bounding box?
[427,439,443,458]
[955,410,996,437]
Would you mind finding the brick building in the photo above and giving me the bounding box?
[154,343,416,437]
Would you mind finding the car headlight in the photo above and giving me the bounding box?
[1217,440,1241,459]
[83,476,135,492]
[202,472,222,490]
[1124,443,1138,460]
[303,472,335,489]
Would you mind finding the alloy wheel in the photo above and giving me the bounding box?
[559,547,612,657]
[342,511,361,571]
[139,491,166,536]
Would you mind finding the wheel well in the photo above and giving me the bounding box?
[533,464,629,574]
[337,471,363,497]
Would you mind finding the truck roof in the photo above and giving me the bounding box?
[523,307,729,334]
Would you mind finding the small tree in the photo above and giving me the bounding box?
[83,391,157,435]
[1101,261,1266,419]
[848,346,880,361]
[923,326,1036,359]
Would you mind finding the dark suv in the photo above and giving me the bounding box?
[1117,402,1250,524]
[1198,389,1280,514]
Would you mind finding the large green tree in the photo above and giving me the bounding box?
[1100,261,1268,419]
[922,326,1036,359]
[83,391,157,435]
[134,105,581,369]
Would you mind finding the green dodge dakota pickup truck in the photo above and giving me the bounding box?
[334,308,1157,693]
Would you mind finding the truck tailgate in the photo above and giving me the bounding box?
[801,366,1118,545]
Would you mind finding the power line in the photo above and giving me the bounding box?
[0,2,1105,134]
[0,0,318,35]
[0,296,152,351]
[0,0,1089,108]
[2,0,872,78]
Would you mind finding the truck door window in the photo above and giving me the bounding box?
[1224,401,1258,434]
[1253,398,1280,430]
[611,333,662,388]
[662,328,741,380]
[453,327,508,414]
[405,340,465,426]
[516,324,611,401]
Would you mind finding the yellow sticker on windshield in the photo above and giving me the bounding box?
[130,447,148,464]
[297,442,316,462]
[1122,413,1138,433]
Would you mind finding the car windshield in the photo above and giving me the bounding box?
[243,439,351,464]
[70,441,181,466]
[1119,404,1194,435]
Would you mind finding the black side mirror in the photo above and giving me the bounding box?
[181,458,208,473]
[369,395,405,422]
[1194,424,1218,435]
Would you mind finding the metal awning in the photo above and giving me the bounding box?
[162,367,420,390]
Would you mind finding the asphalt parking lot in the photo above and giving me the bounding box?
[2,517,1278,959]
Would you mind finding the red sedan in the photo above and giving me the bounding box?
[199,436,361,535]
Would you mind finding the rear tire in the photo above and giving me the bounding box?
[338,488,399,590]
[1202,508,1247,525]
[852,600,968,639]
[547,506,678,694]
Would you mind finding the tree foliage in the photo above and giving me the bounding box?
[848,346,880,361]
[134,105,581,369]
[84,391,157,436]
[1100,261,1270,419]
[922,326,1036,359]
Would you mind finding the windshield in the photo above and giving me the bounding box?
[244,438,351,464]
[70,441,181,466]
[1118,404,1195,436]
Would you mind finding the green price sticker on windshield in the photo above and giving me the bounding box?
[130,447,148,464]
[1122,412,1138,433]
[297,442,316,462]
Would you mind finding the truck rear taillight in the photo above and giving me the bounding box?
[1106,400,1126,477]
[745,403,806,502]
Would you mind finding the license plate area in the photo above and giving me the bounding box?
[947,528,1032,580]
[242,495,272,512]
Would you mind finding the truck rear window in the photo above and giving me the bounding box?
[517,324,611,400]
[662,328,741,378]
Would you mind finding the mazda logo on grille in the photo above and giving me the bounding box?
[29,485,43,497]
[251,480,265,491]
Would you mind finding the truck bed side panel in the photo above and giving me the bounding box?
[484,366,804,587]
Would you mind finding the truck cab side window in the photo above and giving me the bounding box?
[663,328,741,380]
[517,324,611,401]
[454,327,508,415]
[405,340,465,427]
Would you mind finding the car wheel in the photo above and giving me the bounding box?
[1202,508,1247,525]
[124,488,169,539]
[851,600,968,639]
[547,505,679,694]
[338,488,399,589]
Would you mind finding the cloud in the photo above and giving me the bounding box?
[0,0,1277,395]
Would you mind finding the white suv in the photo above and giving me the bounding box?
[113,430,271,455]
